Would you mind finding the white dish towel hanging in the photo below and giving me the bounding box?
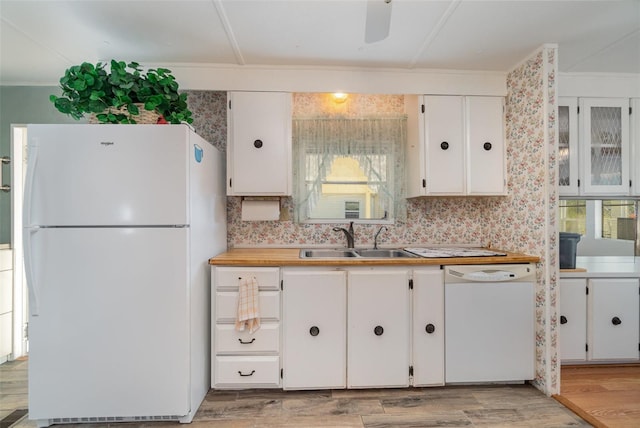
[235,276,261,333]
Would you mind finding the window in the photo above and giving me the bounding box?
[293,117,406,222]
[559,200,586,235]
[601,200,636,240]
[559,199,638,240]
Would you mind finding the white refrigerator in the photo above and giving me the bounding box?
[23,124,227,426]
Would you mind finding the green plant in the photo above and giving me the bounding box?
[50,60,193,124]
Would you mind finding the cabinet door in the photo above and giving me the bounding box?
[347,269,410,388]
[411,269,444,386]
[559,279,587,362]
[282,270,347,389]
[423,96,465,195]
[632,98,640,196]
[589,278,639,361]
[580,98,630,196]
[558,97,580,195]
[227,92,292,195]
[466,96,506,195]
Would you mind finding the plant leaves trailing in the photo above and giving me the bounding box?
[50,60,193,124]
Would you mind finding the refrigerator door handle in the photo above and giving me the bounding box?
[23,141,40,315]
[23,140,38,228]
[23,226,40,316]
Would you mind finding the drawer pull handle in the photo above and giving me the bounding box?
[560,316,567,325]
[309,326,320,336]
[612,316,622,326]
[425,323,435,334]
[374,325,384,336]
[238,338,256,344]
[238,370,256,377]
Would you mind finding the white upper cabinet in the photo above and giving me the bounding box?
[406,95,506,197]
[559,97,632,196]
[580,98,630,196]
[632,98,640,196]
[226,92,292,196]
[558,97,580,195]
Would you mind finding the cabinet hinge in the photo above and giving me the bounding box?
[577,179,580,187]
[229,178,232,188]
[409,279,413,290]
[229,100,232,109]
[421,104,425,114]
[586,343,588,352]
[280,368,283,379]
[280,279,283,290]
[629,106,632,115]
[586,286,589,295]
[409,366,414,376]
[577,106,580,114]
[422,179,426,188]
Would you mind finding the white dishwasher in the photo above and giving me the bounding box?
[444,264,536,383]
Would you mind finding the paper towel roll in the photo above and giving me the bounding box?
[241,200,280,221]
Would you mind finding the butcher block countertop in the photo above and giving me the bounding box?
[209,248,540,267]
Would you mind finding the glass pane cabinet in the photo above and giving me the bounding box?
[580,98,630,195]
[558,98,579,195]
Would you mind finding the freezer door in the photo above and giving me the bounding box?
[25,124,189,226]
[27,227,191,420]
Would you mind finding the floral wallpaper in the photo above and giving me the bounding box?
[187,67,559,396]
[486,46,559,395]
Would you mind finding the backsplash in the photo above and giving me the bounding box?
[186,91,490,249]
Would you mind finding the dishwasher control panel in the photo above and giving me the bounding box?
[444,264,535,283]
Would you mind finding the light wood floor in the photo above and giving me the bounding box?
[555,364,640,428]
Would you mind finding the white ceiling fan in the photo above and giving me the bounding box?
[364,0,393,44]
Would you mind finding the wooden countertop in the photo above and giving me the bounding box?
[209,248,540,266]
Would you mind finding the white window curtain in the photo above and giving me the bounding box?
[293,116,407,222]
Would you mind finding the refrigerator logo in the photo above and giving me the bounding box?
[100,141,115,147]
[194,144,203,163]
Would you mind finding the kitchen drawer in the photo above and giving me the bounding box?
[215,290,280,322]
[215,323,280,354]
[214,267,280,290]
[214,356,280,387]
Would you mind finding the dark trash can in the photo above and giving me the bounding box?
[559,232,581,269]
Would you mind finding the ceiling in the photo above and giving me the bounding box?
[1,0,639,87]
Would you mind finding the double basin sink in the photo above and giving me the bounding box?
[300,248,417,259]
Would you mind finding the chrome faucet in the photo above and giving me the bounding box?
[333,221,355,248]
[373,226,388,249]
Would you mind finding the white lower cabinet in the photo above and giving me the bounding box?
[411,268,445,386]
[281,269,347,389]
[559,277,639,363]
[559,279,588,362]
[211,267,281,388]
[589,278,639,361]
[347,269,410,388]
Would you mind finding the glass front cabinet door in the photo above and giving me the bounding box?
[558,98,579,196]
[579,98,630,196]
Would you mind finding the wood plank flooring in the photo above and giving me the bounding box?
[2,357,590,428]
[555,364,640,428]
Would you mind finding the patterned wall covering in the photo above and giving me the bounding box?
[486,46,559,395]
[187,70,559,395]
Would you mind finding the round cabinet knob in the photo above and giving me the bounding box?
[374,325,384,336]
[309,326,320,337]
[425,324,435,334]
[440,141,449,150]
[560,316,567,325]
[253,139,263,148]
[483,142,492,151]
[611,316,622,326]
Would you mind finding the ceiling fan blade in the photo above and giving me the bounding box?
[364,0,392,44]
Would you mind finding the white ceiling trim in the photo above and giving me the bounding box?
[565,28,640,72]
[408,0,462,69]
[212,0,245,65]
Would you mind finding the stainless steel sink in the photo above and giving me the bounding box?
[300,249,358,258]
[299,248,417,259]
[355,249,417,258]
